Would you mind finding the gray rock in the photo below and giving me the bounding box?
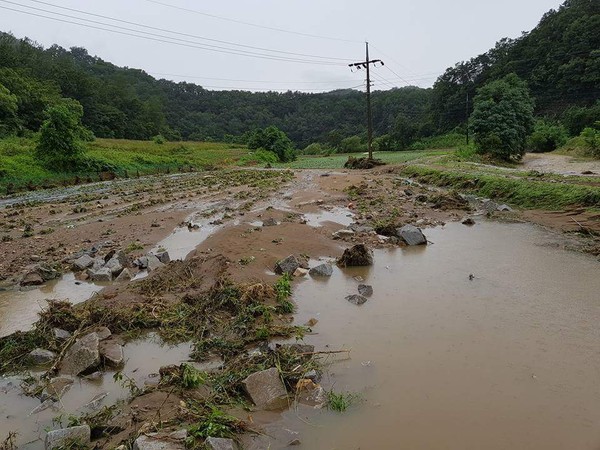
[115,268,133,282]
[104,257,123,276]
[147,255,164,272]
[482,200,499,214]
[91,257,105,271]
[309,263,333,277]
[396,224,427,246]
[134,256,149,269]
[60,332,100,376]
[45,425,90,450]
[42,377,74,401]
[274,255,300,276]
[155,251,171,264]
[54,328,71,340]
[358,284,373,297]
[113,250,130,267]
[281,343,315,354]
[21,271,44,286]
[133,434,185,450]
[29,348,56,365]
[72,254,94,271]
[304,369,322,383]
[36,264,60,282]
[242,367,289,410]
[293,267,308,277]
[349,223,375,233]
[90,326,112,341]
[332,229,355,239]
[205,437,236,450]
[338,244,373,267]
[88,267,112,282]
[262,218,278,227]
[462,217,475,226]
[99,340,124,367]
[498,204,513,212]
[346,294,368,305]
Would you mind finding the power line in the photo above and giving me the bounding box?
[0,3,346,65]
[148,71,362,85]
[142,0,361,44]
[17,0,354,62]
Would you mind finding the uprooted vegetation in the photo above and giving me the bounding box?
[0,254,332,447]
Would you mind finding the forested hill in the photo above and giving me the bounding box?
[0,0,598,147]
[432,0,599,132]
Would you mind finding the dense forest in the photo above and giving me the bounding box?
[0,0,598,148]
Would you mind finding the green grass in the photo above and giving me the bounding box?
[326,390,361,412]
[274,149,450,169]
[401,164,600,209]
[0,136,248,192]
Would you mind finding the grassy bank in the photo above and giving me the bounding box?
[0,137,248,192]
[401,164,600,209]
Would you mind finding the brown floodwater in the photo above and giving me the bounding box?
[2,220,599,449]
[257,220,600,450]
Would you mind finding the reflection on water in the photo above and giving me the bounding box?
[0,274,103,337]
[264,221,600,450]
[304,207,354,228]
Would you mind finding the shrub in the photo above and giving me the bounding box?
[580,127,600,157]
[238,148,279,166]
[527,121,567,153]
[302,143,324,155]
[247,126,296,162]
[153,134,166,144]
[338,135,366,153]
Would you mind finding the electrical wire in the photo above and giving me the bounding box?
[0,3,346,65]
[17,0,354,62]
[142,0,361,44]
[148,72,362,85]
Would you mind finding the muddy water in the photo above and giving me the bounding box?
[0,334,192,449]
[0,274,103,338]
[262,221,600,450]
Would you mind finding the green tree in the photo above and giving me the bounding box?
[247,126,296,162]
[0,82,18,136]
[36,99,88,171]
[527,120,568,152]
[470,74,534,160]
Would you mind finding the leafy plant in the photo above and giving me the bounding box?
[326,390,361,412]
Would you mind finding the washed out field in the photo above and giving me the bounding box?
[0,148,599,450]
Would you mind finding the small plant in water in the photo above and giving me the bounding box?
[181,363,205,389]
[326,390,361,413]
[113,371,141,396]
[274,274,295,313]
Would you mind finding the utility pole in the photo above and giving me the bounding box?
[465,92,469,145]
[349,42,383,160]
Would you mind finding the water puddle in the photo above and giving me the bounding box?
[303,207,354,228]
[0,334,192,449]
[0,274,104,338]
[150,223,220,262]
[261,221,600,449]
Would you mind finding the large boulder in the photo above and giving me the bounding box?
[133,433,185,450]
[115,268,133,282]
[99,340,124,367]
[88,267,112,282]
[60,333,100,376]
[309,263,333,277]
[28,348,56,365]
[147,255,164,272]
[104,257,123,276]
[45,425,90,450]
[205,437,236,450]
[337,244,373,267]
[36,264,60,282]
[242,367,289,410]
[274,255,300,276]
[396,224,427,246]
[21,271,44,286]
[155,251,171,264]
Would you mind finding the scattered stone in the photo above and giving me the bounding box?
[304,369,322,383]
[42,377,74,401]
[91,257,105,271]
[288,439,302,446]
[415,194,429,203]
[346,294,368,305]
[147,255,164,272]
[30,399,55,415]
[133,434,185,450]
[88,267,112,282]
[304,318,318,327]
[498,204,513,212]
[338,244,373,267]
[462,217,475,226]
[332,229,355,239]
[60,332,100,376]
[396,224,427,246]
[205,437,236,450]
[349,224,374,233]
[72,254,94,271]
[82,392,109,411]
[105,257,123,276]
[358,284,373,297]
[113,250,130,267]
[30,254,41,262]
[36,264,60,282]
[45,425,91,450]
[54,328,71,340]
[262,218,278,227]
[482,199,499,214]
[99,340,124,367]
[21,271,44,286]
[281,343,315,354]
[88,326,111,340]
[309,263,333,277]
[115,268,133,282]
[29,348,56,365]
[581,170,595,175]
[293,267,309,277]
[242,367,289,410]
[155,251,171,264]
[134,256,149,269]
[274,255,301,275]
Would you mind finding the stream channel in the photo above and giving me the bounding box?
[1,217,599,449]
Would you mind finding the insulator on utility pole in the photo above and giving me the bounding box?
[348,42,383,161]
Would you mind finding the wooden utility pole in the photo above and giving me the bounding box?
[349,42,383,160]
[465,92,470,145]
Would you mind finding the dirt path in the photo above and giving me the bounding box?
[521,153,600,176]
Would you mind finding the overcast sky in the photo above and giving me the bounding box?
[0,0,562,92]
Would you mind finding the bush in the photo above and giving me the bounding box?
[238,148,279,166]
[302,143,324,155]
[527,121,568,153]
[338,135,366,153]
[247,126,296,162]
[373,134,396,152]
[562,102,600,136]
[153,134,166,144]
[580,127,600,157]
